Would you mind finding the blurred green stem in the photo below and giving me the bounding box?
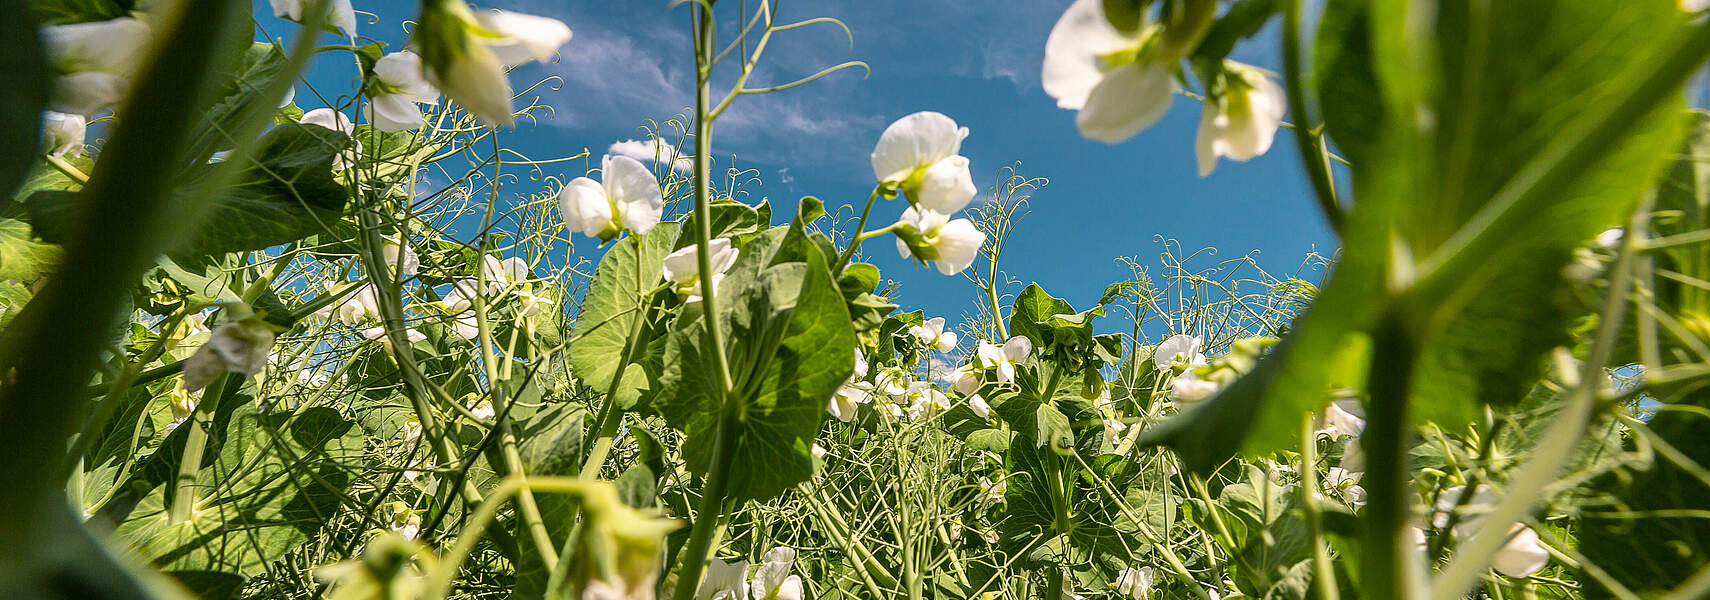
[1300,414,1342,600]
[168,374,230,523]
[1361,310,1422,600]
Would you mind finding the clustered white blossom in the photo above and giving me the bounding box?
[695,546,805,600]
[869,111,987,276]
[1043,0,1287,176]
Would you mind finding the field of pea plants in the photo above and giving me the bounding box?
[3,0,1710,598]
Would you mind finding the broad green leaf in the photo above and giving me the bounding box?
[185,42,291,164]
[569,223,677,411]
[114,406,363,594]
[657,204,856,502]
[0,218,59,282]
[1147,0,1692,474]
[27,124,350,262]
[1008,283,1075,350]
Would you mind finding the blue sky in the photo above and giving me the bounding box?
[263,0,1340,337]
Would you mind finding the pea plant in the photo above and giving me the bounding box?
[3,0,1710,599]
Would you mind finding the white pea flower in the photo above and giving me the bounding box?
[1339,437,1365,472]
[364,52,441,133]
[981,528,999,544]
[449,313,480,340]
[1154,334,1205,370]
[811,444,826,460]
[894,207,985,276]
[1102,418,1127,444]
[166,383,196,422]
[1325,467,1366,508]
[380,236,420,278]
[1170,370,1220,403]
[852,347,869,380]
[318,283,382,326]
[979,475,1007,504]
[875,369,910,400]
[1433,485,1500,536]
[469,397,495,421]
[827,381,872,423]
[696,557,749,600]
[513,289,555,317]
[1115,566,1155,600]
[1196,61,1288,177]
[976,336,1033,383]
[1043,0,1178,143]
[361,325,428,345]
[870,111,977,213]
[299,108,361,170]
[416,0,572,128]
[560,155,665,241]
[951,365,982,396]
[270,0,357,38]
[1491,525,1551,578]
[44,17,153,116]
[1062,573,1088,600]
[480,255,533,292]
[385,502,421,540]
[661,238,740,303]
[903,381,952,419]
[183,320,277,392]
[1684,0,1709,12]
[750,546,804,600]
[876,401,905,424]
[967,394,991,419]
[909,317,960,352]
[440,280,484,314]
[1317,396,1367,439]
[41,111,86,157]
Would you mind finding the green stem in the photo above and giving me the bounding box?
[1361,311,1422,600]
[831,188,883,274]
[672,400,742,600]
[1280,0,1342,233]
[169,373,229,523]
[672,4,743,597]
[1300,414,1342,600]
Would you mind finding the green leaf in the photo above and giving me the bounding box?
[114,407,363,593]
[657,216,856,502]
[30,0,127,25]
[1313,0,1379,166]
[569,223,678,410]
[27,123,350,262]
[1146,0,1692,474]
[0,218,59,282]
[185,42,292,164]
[0,0,48,202]
[1192,0,1278,64]
[1008,283,1076,351]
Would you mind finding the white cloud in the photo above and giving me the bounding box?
[608,137,691,172]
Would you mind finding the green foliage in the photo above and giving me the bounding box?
[657,201,857,502]
[569,223,677,411]
[27,123,350,263]
[1149,0,1694,475]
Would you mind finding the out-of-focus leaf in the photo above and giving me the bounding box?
[27,124,350,262]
